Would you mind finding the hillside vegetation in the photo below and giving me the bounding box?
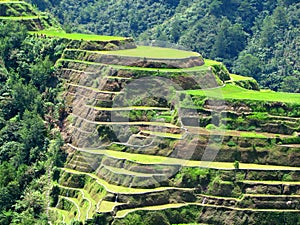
[26,0,300,92]
[0,1,300,225]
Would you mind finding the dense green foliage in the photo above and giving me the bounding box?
[0,21,65,224]
[1,1,300,224]
[186,84,300,104]
[27,0,300,92]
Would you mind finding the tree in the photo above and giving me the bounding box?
[144,212,171,225]
[209,0,223,16]
[212,19,247,64]
[8,79,41,117]
[0,22,27,69]
[18,110,46,163]
[29,56,54,92]
[233,53,261,80]
[0,142,25,166]
[234,160,240,170]
[280,75,300,93]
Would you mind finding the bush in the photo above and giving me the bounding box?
[227,140,237,147]
[144,212,170,225]
[206,124,217,130]
[234,160,240,170]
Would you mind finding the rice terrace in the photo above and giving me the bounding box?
[0,0,299,224]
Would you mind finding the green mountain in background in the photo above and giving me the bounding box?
[26,0,300,92]
[0,1,300,225]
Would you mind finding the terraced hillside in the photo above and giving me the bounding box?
[38,27,300,225]
[1,1,299,224]
[0,0,59,30]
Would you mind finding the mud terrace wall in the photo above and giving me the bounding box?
[63,49,204,68]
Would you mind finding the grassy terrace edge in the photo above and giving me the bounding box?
[57,58,211,72]
[98,45,201,59]
[186,84,300,104]
[30,30,128,41]
[75,147,300,171]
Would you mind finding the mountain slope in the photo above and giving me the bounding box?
[1,1,300,224]
[26,0,300,92]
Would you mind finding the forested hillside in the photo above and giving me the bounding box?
[26,0,300,92]
[1,0,300,224]
[0,20,66,224]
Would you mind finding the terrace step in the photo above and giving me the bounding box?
[65,154,99,173]
[89,105,169,112]
[73,146,300,171]
[49,208,70,224]
[95,164,168,188]
[63,47,203,69]
[56,184,99,219]
[140,130,183,139]
[115,203,190,218]
[58,58,210,73]
[114,202,300,220]
[59,68,121,84]
[240,194,300,210]
[65,149,181,187]
[57,196,82,221]
[186,126,292,139]
[242,180,300,195]
[98,200,124,213]
[60,168,194,194]
[196,194,300,210]
[71,114,180,129]
[66,82,121,95]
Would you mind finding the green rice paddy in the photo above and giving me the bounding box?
[80,149,300,171]
[186,84,300,104]
[31,30,127,41]
[230,74,254,81]
[100,46,200,59]
[58,58,208,72]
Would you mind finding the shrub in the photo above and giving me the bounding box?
[144,212,170,225]
[234,160,240,170]
[206,124,217,130]
[227,140,237,147]
[282,174,293,181]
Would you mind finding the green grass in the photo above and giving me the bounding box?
[31,30,127,41]
[186,127,287,139]
[186,84,300,104]
[116,203,189,218]
[60,196,82,221]
[240,132,267,139]
[100,46,200,59]
[204,59,221,66]
[58,58,209,72]
[49,208,72,225]
[93,120,179,128]
[98,200,123,213]
[116,64,207,72]
[115,201,300,218]
[62,168,193,194]
[79,149,300,171]
[56,184,97,219]
[103,165,156,177]
[230,74,254,81]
